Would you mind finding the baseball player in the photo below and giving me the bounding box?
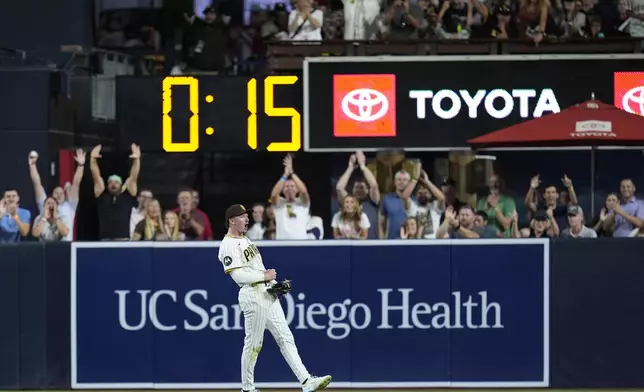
[218,204,332,392]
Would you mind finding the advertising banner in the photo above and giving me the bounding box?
[303,54,644,152]
[71,239,549,389]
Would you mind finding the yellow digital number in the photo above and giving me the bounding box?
[246,75,301,152]
[162,77,200,152]
[247,78,258,150]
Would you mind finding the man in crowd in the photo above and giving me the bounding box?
[610,179,644,237]
[90,144,141,240]
[190,189,213,240]
[524,174,579,230]
[270,154,311,240]
[440,178,466,223]
[336,151,380,239]
[560,205,597,238]
[130,189,153,238]
[379,168,414,239]
[404,164,445,239]
[175,188,206,240]
[29,149,86,241]
[476,174,515,237]
[436,204,496,238]
[0,189,31,243]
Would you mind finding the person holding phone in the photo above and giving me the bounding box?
[32,197,69,242]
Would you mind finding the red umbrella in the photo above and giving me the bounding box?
[468,99,644,149]
[468,99,644,212]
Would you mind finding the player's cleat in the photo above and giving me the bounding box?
[302,375,332,392]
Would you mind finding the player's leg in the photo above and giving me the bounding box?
[240,294,269,392]
[266,301,332,391]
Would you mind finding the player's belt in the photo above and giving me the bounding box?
[251,281,269,287]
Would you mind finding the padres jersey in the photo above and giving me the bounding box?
[218,235,266,275]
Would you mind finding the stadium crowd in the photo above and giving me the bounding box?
[1,145,643,243]
[159,0,641,74]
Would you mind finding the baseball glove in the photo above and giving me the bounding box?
[267,280,292,297]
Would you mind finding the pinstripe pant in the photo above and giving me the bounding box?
[238,284,310,391]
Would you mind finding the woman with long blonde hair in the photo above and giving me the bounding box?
[162,211,185,241]
[331,195,370,239]
[131,199,164,240]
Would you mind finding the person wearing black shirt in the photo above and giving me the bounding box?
[439,178,466,224]
[90,144,141,240]
[183,6,228,72]
[487,4,519,38]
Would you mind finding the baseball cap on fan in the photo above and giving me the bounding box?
[333,74,397,138]
[614,71,644,117]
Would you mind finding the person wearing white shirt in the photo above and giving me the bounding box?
[246,203,267,241]
[130,189,153,238]
[270,155,311,240]
[28,149,86,242]
[405,170,445,239]
[332,195,370,239]
[288,0,324,40]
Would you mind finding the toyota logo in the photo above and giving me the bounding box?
[622,86,644,116]
[341,88,389,122]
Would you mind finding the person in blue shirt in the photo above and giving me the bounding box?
[0,189,32,243]
[379,163,420,239]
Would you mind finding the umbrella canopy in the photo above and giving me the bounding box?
[468,100,644,149]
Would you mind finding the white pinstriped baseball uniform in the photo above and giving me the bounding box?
[218,234,311,391]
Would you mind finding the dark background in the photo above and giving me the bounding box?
[306,56,644,151]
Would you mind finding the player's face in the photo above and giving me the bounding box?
[231,213,249,233]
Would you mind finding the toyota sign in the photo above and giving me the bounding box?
[303,54,644,152]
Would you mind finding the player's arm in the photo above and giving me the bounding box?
[219,241,265,284]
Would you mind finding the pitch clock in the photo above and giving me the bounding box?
[117,75,303,152]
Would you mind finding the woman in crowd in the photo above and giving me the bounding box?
[132,199,165,241]
[591,193,618,237]
[32,197,70,242]
[332,195,370,239]
[247,203,267,240]
[400,216,422,239]
[161,211,185,241]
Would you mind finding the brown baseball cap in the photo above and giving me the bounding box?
[225,204,248,227]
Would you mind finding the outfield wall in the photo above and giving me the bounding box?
[0,239,643,389]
